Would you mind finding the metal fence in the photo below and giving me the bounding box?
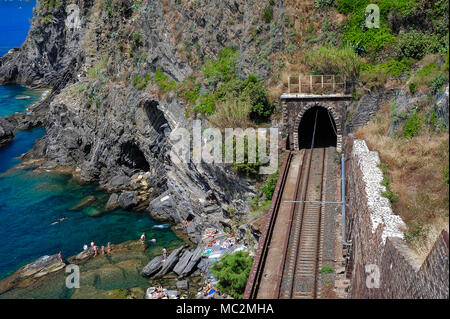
[286,74,347,95]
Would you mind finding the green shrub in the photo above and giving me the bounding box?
[210,251,253,299]
[403,112,424,139]
[378,163,399,203]
[409,82,416,94]
[397,30,441,60]
[262,6,273,23]
[360,57,413,86]
[404,221,427,243]
[319,265,334,274]
[304,45,361,80]
[193,94,215,115]
[242,80,273,121]
[152,68,177,93]
[430,74,447,94]
[444,166,449,185]
[261,169,280,200]
[203,48,237,84]
[132,74,150,90]
[232,137,263,178]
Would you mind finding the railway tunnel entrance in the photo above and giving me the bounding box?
[298,106,337,149]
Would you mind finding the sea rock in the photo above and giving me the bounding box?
[0,117,15,147]
[154,246,185,278]
[19,254,65,279]
[141,255,164,277]
[71,195,97,211]
[173,250,193,277]
[118,191,138,210]
[180,245,204,278]
[105,193,120,211]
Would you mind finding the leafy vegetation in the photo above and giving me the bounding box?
[262,6,274,24]
[132,74,150,90]
[319,265,335,274]
[261,169,280,200]
[378,163,399,203]
[210,251,253,299]
[304,45,361,80]
[403,112,424,139]
[151,68,176,93]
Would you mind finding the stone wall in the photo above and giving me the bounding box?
[344,136,449,299]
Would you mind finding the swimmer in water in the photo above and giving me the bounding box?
[50,216,67,225]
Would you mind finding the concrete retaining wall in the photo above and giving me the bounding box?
[344,136,449,299]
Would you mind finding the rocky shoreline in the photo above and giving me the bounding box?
[0,224,247,299]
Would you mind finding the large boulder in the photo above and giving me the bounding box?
[173,250,193,277]
[154,246,185,278]
[109,175,131,189]
[105,193,120,211]
[118,191,138,210]
[0,118,15,147]
[180,245,204,278]
[141,255,164,278]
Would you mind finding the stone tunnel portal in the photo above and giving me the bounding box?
[298,106,337,149]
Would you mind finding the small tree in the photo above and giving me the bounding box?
[210,251,253,299]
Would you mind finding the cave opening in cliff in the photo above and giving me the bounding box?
[298,106,337,149]
[118,142,150,172]
[144,100,169,135]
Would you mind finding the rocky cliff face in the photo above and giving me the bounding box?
[1,0,289,244]
[0,1,92,87]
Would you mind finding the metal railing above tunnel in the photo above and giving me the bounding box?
[282,74,352,98]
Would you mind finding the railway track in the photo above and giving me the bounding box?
[244,110,335,299]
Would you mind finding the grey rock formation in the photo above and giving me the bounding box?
[141,255,163,278]
[0,118,14,147]
[109,175,132,190]
[173,250,193,277]
[347,88,398,132]
[118,191,138,210]
[105,193,120,211]
[180,245,204,278]
[0,0,89,87]
[154,246,185,279]
[436,85,449,129]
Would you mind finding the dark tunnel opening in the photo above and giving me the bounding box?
[298,106,337,149]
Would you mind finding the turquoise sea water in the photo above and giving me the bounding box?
[0,85,45,117]
[0,1,183,284]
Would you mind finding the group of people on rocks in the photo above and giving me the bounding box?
[83,241,112,257]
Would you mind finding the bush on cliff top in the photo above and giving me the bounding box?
[304,45,361,80]
[210,251,253,299]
